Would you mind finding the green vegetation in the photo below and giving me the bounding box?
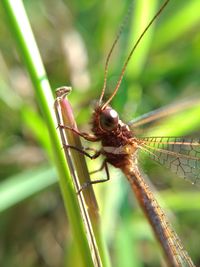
[0,0,200,266]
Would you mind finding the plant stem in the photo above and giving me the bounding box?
[2,0,96,266]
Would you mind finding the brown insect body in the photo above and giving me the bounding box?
[85,0,197,264]
[90,104,196,267]
[91,105,139,169]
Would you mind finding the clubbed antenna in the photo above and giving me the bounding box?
[101,0,170,110]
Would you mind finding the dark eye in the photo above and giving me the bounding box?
[99,108,119,131]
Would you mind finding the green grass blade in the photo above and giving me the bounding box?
[1,0,95,266]
[126,0,158,78]
[154,1,200,50]
[0,166,57,212]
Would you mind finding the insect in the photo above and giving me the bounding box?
[58,0,198,266]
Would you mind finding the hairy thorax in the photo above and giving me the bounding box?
[91,106,139,168]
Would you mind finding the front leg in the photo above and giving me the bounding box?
[58,124,100,142]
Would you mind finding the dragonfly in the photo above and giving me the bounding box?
[58,0,198,266]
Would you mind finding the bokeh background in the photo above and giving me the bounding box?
[1,0,200,266]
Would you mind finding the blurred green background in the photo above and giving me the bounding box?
[0,0,200,266]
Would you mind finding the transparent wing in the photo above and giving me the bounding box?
[138,137,200,185]
[128,99,200,128]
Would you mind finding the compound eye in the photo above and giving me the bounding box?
[99,108,119,131]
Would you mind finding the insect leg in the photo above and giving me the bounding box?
[63,144,101,159]
[78,160,110,194]
[90,161,106,175]
[58,123,100,142]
